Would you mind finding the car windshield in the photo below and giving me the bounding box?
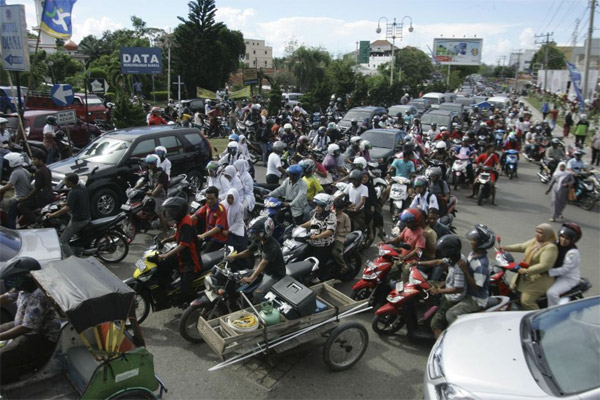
[526,298,600,395]
[343,109,373,123]
[360,131,395,148]
[410,102,427,111]
[76,137,130,165]
[389,106,412,116]
[0,227,21,262]
[422,113,450,126]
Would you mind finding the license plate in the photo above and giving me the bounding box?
[121,204,132,211]
[395,281,404,292]
[135,259,146,272]
[190,201,200,209]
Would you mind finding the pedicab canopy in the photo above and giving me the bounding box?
[31,256,135,333]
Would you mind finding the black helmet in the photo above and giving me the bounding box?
[435,235,462,261]
[248,216,274,239]
[466,224,495,250]
[558,222,581,243]
[46,115,57,125]
[349,169,362,182]
[0,257,41,290]
[162,197,188,222]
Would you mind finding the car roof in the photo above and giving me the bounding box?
[103,125,198,140]
[6,110,57,118]
[362,128,403,135]
[349,106,385,112]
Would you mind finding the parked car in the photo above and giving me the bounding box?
[422,92,446,109]
[455,96,476,107]
[6,110,101,148]
[388,105,419,119]
[282,92,304,107]
[339,106,386,130]
[408,99,432,116]
[27,93,107,123]
[442,93,456,103]
[49,126,210,218]
[421,109,460,133]
[424,297,600,400]
[181,98,207,114]
[0,86,26,114]
[438,103,464,114]
[359,128,405,169]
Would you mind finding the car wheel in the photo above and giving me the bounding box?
[91,188,120,218]
[186,169,203,192]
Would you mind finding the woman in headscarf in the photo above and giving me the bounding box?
[220,165,243,201]
[222,188,248,270]
[234,159,255,211]
[502,223,558,310]
[545,161,574,222]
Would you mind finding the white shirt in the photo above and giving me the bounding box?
[410,191,438,213]
[0,129,10,144]
[159,158,171,178]
[42,124,55,135]
[267,152,282,177]
[344,183,368,209]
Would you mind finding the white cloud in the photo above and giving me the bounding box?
[519,28,535,48]
[71,17,124,42]
[215,7,257,35]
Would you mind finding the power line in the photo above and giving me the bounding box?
[537,0,559,33]
[550,0,579,33]
[543,0,567,33]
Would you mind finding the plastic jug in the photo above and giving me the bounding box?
[259,301,281,326]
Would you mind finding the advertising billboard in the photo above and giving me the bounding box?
[358,41,370,64]
[120,47,162,74]
[433,38,483,66]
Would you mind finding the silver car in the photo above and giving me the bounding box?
[424,297,600,399]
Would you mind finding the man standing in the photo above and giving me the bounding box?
[17,150,55,226]
[266,141,286,184]
[0,153,32,229]
[574,114,589,148]
[47,173,90,257]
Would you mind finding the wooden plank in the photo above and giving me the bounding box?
[197,317,226,357]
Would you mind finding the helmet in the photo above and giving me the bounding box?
[162,197,188,222]
[286,164,303,179]
[155,146,167,157]
[284,123,293,131]
[480,122,487,128]
[466,224,496,250]
[336,97,342,102]
[0,257,41,290]
[273,141,286,153]
[551,138,560,145]
[432,122,438,127]
[227,141,239,155]
[429,166,443,178]
[327,122,337,130]
[353,156,368,170]
[252,104,261,111]
[318,126,327,135]
[327,143,340,156]
[206,160,219,171]
[360,140,372,151]
[574,149,585,156]
[400,208,423,226]
[4,152,24,167]
[0,117,7,124]
[348,169,362,182]
[298,135,308,145]
[435,235,462,261]
[146,154,160,165]
[313,193,333,212]
[46,115,57,125]
[351,118,358,125]
[151,106,161,114]
[228,133,240,142]
[580,114,587,121]
[508,134,517,141]
[248,216,274,239]
[350,136,362,145]
[413,175,428,188]
[205,99,212,105]
[435,141,447,150]
[299,159,315,175]
[559,222,581,243]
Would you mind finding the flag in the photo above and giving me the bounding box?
[0,1,6,7]
[566,61,584,112]
[196,87,217,99]
[40,0,77,40]
[229,86,251,99]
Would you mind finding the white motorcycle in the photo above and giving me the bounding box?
[450,153,471,190]
[389,176,410,223]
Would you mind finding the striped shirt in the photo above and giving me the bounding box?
[466,252,490,307]
[445,255,466,303]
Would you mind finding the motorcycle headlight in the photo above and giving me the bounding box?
[435,383,479,400]
[386,294,403,303]
[428,331,446,379]
[379,248,390,256]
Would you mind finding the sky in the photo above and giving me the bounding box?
[15,0,598,65]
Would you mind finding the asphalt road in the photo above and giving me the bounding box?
[106,151,599,399]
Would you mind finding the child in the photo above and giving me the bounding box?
[332,197,351,274]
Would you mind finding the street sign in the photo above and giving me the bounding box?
[0,5,30,72]
[358,41,370,64]
[243,68,258,85]
[120,47,162,74]
[56,110,77,125]
[51,84,74,106]
[89,78,109,94]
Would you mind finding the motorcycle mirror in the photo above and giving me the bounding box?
[400,242,412,250]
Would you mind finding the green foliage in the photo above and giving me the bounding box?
[87,68,107,80]
[78,35,111,64]
[45,52,84,83]
[173,0,245,94]
[288,46,331,92]
[394,46,434,92]
[325,59,355,97]
[479,63,495,77]
[267,83,282,116]
[113,94,147,128]
[493,65,516,78]
[531,44,567,70]
[150,91,169,101]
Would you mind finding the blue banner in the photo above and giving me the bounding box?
[120,47,162,75]
[40,0,77,40]
[566,61,585,112]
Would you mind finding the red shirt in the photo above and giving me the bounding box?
[175,215,202,272]
[148,114,167,126]
[475,152,500,168]
[503,140,520,151]
[194,203,228,244]
[399,227,426,261]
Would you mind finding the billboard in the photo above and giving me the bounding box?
[242,68,258,85]
[358,41,370,64]
[433,38,483,66]
[120,47,162,74]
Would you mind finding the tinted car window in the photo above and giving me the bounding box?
[184,133,202,147]
[0,227,21,262]
[131,138,156,158]
[158,135,183,155]
[78,137,130,165]
[0,89,7,97]
[360,131,395,148]
[34,115,48,129]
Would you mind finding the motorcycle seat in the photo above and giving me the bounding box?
[201,249,225,270]
[82,212,126,231]
[170,174,185,186]
[285,260,316,280]
[344,231,359,247]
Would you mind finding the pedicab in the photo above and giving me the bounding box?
[2,256,167,399]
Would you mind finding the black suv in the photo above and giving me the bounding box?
[50,126,211,218]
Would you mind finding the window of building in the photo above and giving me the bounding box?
[253,50,255,54]
[265,51,267,55]
[264,60,267,66]
[245,53,249,60]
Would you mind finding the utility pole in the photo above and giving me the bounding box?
[582,0,596,102]
[571,18,580,63]
[535,32,554,98]
[513,49,523,92]
[166,29,171,102]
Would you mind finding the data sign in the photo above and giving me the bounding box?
[0,5,30,71]
[120,47,162,74]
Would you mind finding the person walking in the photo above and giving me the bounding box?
[563,110,573,139]
[573,114,589,148]
[545,161,574,222]
[590,129,600,166]
[541,101,549,121]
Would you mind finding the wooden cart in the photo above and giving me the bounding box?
[197,280,371,372]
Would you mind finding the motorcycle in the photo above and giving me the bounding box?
[494,129,505,150]
[124,239,227,324]
[371,266,509,339]
[503,149,519,179]
[475,166,494,206]
[523,135,548,162]
[259,196,295,244]
[281,226,363,282]
[450,154,471,190]
[389,176,410,223]
[537,157,561,184]
[572,171,600,210]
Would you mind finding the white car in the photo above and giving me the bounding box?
[424,297,600,399]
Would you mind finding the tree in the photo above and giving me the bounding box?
[46,52,83,83]
[78,35,110,64]
[531,43,567,71]
[394,46,434,93]
[172,0,245,94]
[288,46,331,92]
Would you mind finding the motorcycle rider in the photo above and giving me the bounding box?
[546,223,582,307]
[299,193,336,281]
[17,150,54,226]
[359,140,372,162]
[137,154,169,237]
[1,152,32,229]
[206,161,227,193]
[268,164,308,225]
[155,146,171,178]
[544,138,565,174]
[323,144,346,180]
[410,175,438,213]
[427,123,439,141]
[0,257,61,384]
[266,140,286,184]
[46,173,90,257]
[567,149,587,174]
[340,169,368,232]
[228,216,286,302]
[446,224,494,324]
[385,208,426,282]
[148,107,167,126]
[468,144,500,205]
[220,165,244,202]
[300,159,323,219]
[313,126,330,150]
[345,136,362,162]
[389,151,416,179]
[233,159,255,211]
[427,207,453,238]
[347,119,362,135]
[332,197,351,275]
[159,197,203,303]
[501,133,520,166]
[219,141,242,166]
[192,186,228,253]
[451,137,475,183]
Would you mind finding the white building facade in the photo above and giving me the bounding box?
[244,39,273,69]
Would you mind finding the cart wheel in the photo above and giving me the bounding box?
[322,322,369,372]
[371,313,404,335]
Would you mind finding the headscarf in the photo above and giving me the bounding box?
[222,188,243,233]
[234,158,255,211]
[233,158,248,175]
[524,223,557,265]
[223,165,237,179]
[552,161,571,186]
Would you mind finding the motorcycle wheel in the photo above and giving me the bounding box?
[122,218,137,241]
[179,305,209,343]
[508,170,513,180]
[351,288,371,301]
[338,254,362,282]
[580,195,596,211]
[371,313,404,335]
[477,188,484,206]
[322,322,369,372]
[94,232,129,263]
[134,292,151,324]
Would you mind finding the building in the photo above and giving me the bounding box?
[243,39,273,69]
[557,38,600,70]
[364,40,399,70]
[508,49,536,72]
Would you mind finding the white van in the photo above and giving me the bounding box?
[422,92,446,109]
[487,96,511,110]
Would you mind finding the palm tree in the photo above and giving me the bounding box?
[78,36,110,64]
[288,46,331,92]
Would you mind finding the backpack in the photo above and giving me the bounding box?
[427,182,448,216]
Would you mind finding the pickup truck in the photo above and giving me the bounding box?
[26,93,107,122]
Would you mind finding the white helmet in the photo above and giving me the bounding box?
[284,123,293,130]
[327,143,340,155]
[439,126,447,131]
[4,152,25,168]
[580,114,587,121]
[435,141,447,150]
[0,117,8,124]
[313,193,333,212]
[350,136,362,145]
[480,122,487,127]
[155,146,167,157]
[359,140,371,151]
[353,156,368,170]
